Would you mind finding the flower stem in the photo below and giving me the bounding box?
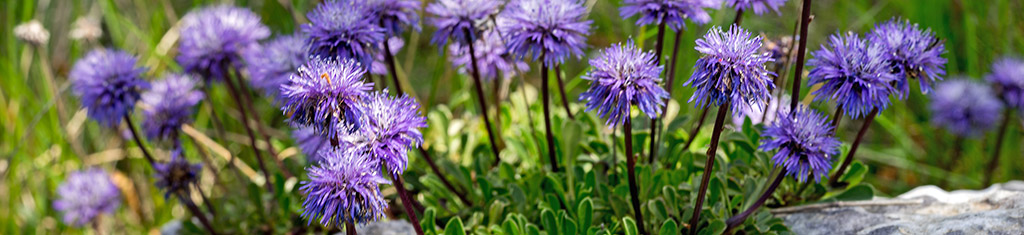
[663,29,684,105]
[830,105,844,135]
[648,21,668,164]
[542,62,559,172]
[222,70,274,193]
[392,174,424,235]
[681,106,712,152]
[229,68,293,178]
[346,221,357,235]
[984,108,1013,186]
[733,9,745,25]
[465,29,503,166]
[828,107,877,187]
[688,102,730,235]
[176,191,218,235]
[554,65,575,120]
[624,117,648,235]
[790,0,814,111]
[725,168,786,232]
[122,114,157,167]
[418,147,473,206]
[383,38,406,94]
[944,135,965,172]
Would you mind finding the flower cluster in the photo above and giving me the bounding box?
[448,30,530,80]
[620,0,721,30]
[760,106,840,183]
[53,169,122,227]
[929,79,1003,137]
[142,74,204,141]
[867,18,947,97]
[300,149,390,226]
[245,34,308,101]
[579,40,669,127]
[807,32,896,118]
[726,0,787,16]
[499,0,593,66]
[153,150,203,198]
[346,91,427,176]
[304,0,385,67]
[685,25,775,114]
[426,0,500,47]
[987,57,1024,111]
[71,49,149,127]
[178,6,269,80]
[281,58,374,139]
[367,0,421,35]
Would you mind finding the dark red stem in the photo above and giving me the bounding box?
[624,117,648,235]
[828,107,877,187]
[790,0,814,111]
[688,102,730,235]
[464,29,503,165]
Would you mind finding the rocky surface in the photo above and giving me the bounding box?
[355,220,416,235]
[780,181,1024,234]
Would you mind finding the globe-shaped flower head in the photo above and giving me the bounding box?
[929,79,1003,137]
[620,0,722,30]
[807,32,896,118]
[760,106,840,183]
[70,49,149,127]
[53,168,122,227]
[684,25,775,114]
[448,30,530,81]
[177,6,270,80]
[347,91,427,177]
[153,150,203,198]
[304,0,386,67]
[426,0,501,47]
[726,0,787,15]
[300,149,390,227]
[244,34,307,101]
[499,0,593,66]
[579,40,669,127]
[986,57,1024,111]
[281,58,374,140]
[142,74,204,141]
[867,18,947,98]
[367,0,422,35]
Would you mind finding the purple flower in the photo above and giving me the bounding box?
[54,168,121,227]
[244,33,307,101]
[426,0,501,47]
[348,91,427,176]
[300,149,390,226]
[760,106,840,183]
[807,32,896,119]
[867,18,947,98]
[177,6,269,80]
[685,25,774,114]
[447,30,530,81]
[367,0,422,35]
[499,0,593,66]
[70,49,149,127]
[142,74,204,141]
[579,40,669,127]
[281,58,374,140]
[292,126,333,163]
[929,79,1003,137]
[371,37,405,76]
[154,149,203,198]
[726,0,787,15]
[303,0,385,67]
[986,57,1024,111]
[620,0,722,30]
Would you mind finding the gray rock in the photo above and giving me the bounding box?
[354,220,415,235]
[780,181,1024,235]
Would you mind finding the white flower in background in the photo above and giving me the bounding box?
[14,20,49,45]
[70,17,103,41]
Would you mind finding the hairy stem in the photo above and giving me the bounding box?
[688,102,730,235]
[624,117,648,235]
[829,107,877,187]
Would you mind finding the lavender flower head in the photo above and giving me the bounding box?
[293,126,334,163]
[54,168,121,227]
[281,58,374,140]
[154,150,202,198]
[620,0,722,30]
[579,40,669,127]
[685,25,775,114]
[760,106,840,183]
[448,30,530,81]
[808,32,896,118]
[71,49,149,127]
[726,0,787,15]
[304,0,385,67]
[499,0,593,66]
[867,18,947,98]
[368,0,422,35]
[371,37,405,76]
[986,57,1024,111]
[178,6,269,80]
[929,79,1003,137]
[142,74,204,141]
[300,149,390,226]
[426,0,500,47]
[245,34,307,101]
[347,91,427,176]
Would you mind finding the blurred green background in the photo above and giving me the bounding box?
[2,0,1022,233]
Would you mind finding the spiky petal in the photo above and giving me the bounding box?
[807,32,896,119]
[142,74,204,141]
[347,91,427,176]
[300,149,390,226]
[579,40,669,127]
[303,0,386,67]
[281,58,374,140]
[70,49,149,127]
[760,106,840,183]
[685,25,774,114]
[426,0,501,47]
[177,6,270,80]
[620,0,722,30]
[929,79,1003,137]
[499,0,593,66]
[867,18,947,98]
[986,57,1024,111]
[53,168,122,227]
[367,0,422,35]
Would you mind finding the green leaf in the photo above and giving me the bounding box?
[562,214,578,235]
[832,184,875,201]
[541,209,559,232]
[622,217,638,235]
[704,220,726,235]
[502,217,521,235]
[659,219,679,235]
[488,201,507,225]
[422,207,438,234]
[578,197,594,229]
[838,161,869,186]
[444,217,466,235]
[562,120,584,162]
